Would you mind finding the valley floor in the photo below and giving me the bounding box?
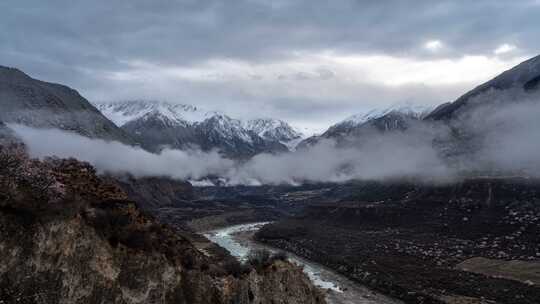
[252,179,540,304]
[122,179,540,304]
[203,222,403,304]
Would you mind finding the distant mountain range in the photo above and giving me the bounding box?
[95,100,304,158]
[96,100,435,155]
[2,53,540,163]
[297,103,433,148]
[299,54,540,155]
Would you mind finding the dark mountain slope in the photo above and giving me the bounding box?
[298,110,423,149]
[0,66,133,143]
[121,111,200,152]
[426,54,540,121]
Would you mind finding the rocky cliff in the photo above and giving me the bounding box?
[0,144,324,304]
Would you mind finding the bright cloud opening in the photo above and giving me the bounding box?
[494,44,517,55]
[424,40,444,52]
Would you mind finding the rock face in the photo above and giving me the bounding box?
[0,146,325,304]
[224,261,325,304]
[0,66,133,144]
[96,101,298,158]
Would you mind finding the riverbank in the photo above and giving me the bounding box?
[203,222,402,304]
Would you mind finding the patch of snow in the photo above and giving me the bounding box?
[244,118,304,145]
[188,179,215,187]
[340,102,434,126]
[281,137,304,151]
[94,100,212,127]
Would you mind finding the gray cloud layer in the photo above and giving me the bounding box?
[3,1,539,64]
[11,124,454,185]
[10,88,540,186]
[2,1,540,128]
[8,87,540,185]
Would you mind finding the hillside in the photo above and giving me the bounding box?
[0,142,325,304]
[0,66,133,144]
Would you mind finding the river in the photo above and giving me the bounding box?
[203,222,402,304]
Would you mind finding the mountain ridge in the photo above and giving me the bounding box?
[96,100,303,157]
[297,103,431,149]
[0,65,134,144]
[425,54,540,121]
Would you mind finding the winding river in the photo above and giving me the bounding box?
[204,222,402,304]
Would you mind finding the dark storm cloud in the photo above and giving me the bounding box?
[3,0,538,64]
[1,0,539,128]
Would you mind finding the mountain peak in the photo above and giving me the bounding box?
[340,102,432,127]
[244,118,303,142]
[0,65,31,82]
[97,100,297,156]
[94,100,210,127]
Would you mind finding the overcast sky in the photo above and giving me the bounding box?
[1,0,539,132]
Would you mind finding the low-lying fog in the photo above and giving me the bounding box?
[9,96,540,186]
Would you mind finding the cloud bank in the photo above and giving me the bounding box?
[9,93,540,186]
[11,124,234,180]
[2,1,538,129]
[10,123,453,185]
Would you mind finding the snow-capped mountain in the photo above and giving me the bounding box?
[94,101,300,158]
[243,118,304,150]
[195,114,290,158]
[96,100,211,127]
[298,103,431,148]
[341,103,431,127]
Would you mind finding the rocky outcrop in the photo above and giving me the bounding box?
[0,146,325,304]
[225,261,325,304]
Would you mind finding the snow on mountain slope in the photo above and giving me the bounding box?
[96,101,304,143]
[95,100,211,127]
[202,113,254,144]
[297,102,431,149]
[95,101,297,156]
[244,118,304,143]
[340,103,432,127]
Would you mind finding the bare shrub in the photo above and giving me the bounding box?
[247,249,288,270]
